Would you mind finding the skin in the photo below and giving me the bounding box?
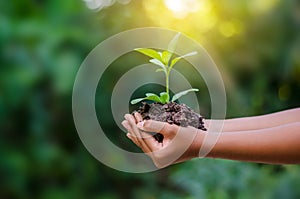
[122,108,300,168]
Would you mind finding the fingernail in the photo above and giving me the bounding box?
[121,121,130,129]
[127,113,135,119]
[137,121,144,128]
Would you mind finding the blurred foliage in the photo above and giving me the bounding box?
[1,0,300,199]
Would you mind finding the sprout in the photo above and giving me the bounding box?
[131,33,198,105]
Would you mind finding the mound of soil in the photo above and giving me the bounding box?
[135,102,207,143]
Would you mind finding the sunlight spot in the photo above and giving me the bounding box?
[219,22,235,37]
[197,11,217,33]
[143,0,218,36]
[248,0,279,14]
[164,0,200,18]
[219,20,243,37]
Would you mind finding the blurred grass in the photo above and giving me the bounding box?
[0,0,300,198]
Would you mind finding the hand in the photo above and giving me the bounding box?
[122,112,205,168]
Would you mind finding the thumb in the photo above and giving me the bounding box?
[137,120,171,134]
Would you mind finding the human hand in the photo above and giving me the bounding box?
[122,112,205,168]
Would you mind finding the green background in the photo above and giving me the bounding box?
[1,0,300,198]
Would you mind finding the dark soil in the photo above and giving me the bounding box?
[135,102,207,143]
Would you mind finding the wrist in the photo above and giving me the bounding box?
[189,130,205,159]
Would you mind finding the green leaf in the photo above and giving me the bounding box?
[183,51,198,57]
[158,52,162,58]
[130,93,162,104]
[168,32,181,53]
[170,51,198,68]
[130,98,146,105]
[162,50,172,65]
[145,95,162,102]
[135,48,162,62]
[159,92,170,104]
[155,68,164,72]
[170,57,181,68]
[171,88,199,102]
[149,59,167,74]
[145,93,159,97]
[149,59,165,68]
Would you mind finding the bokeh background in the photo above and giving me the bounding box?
[1,0,300,198]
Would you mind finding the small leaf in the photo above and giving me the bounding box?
[155,68,164,72]
[145,93,159,97]
[135,48,163,62]
[146,95,162,103]
[170,57,181,68]
[168,32,181,53]
[171,88,199,102]
[130,93,162,104]
[131,98,146,105]
[170,51,198,68]
[149,59,165,68]
[183,51,198,57]
[158,52,162,57]
[159,92,170,104]
[149,59,167,75]
[162,51,172,65]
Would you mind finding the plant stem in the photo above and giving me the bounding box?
[165,68,170,100]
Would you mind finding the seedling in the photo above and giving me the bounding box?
[130,33,207,143]
[131,33,199,105]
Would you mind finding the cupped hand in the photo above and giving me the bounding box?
[121,112,205,168]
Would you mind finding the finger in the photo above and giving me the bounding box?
[124,114,144,147]
[122,116,141,147]
[138,131,160,152]
[122,120,135,138]
[122,120,139,139]
[128,130,158,154]
[132,132,153,153]
[126,133,141,148]
[124,114,139,134]
[121,120,131,131]
[125,114,158,153]
[125,114,149,139]
[122,120,141,147]
[137,120,176,135]
[134,112,143,123]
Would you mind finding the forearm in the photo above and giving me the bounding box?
[205,108,300,132]
[203,122,300,164]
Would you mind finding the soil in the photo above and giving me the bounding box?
[135,102,207,143]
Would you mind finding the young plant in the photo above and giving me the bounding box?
[131,33,199,105]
